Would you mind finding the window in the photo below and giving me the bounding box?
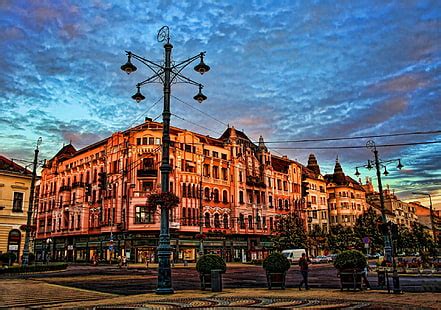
[222,190,228,203]
[214,214,220,228]
[239,191,244,204]
[269,196,273,207]
[221,167,228,180]
[205,212,211,227]
[135,206,155,224]
[142,137,148,145]
[248,215,253,229]
[256,214,261,229]
[149,137,155,145]
[221,153,227,160]
[239,213,245,229]
[269,217,274,230]
[213,151,219,158]
[203,149,210,156]
[182,184,187,197]
[204,187,211,201]
[203,164,210,177]
[12,192,24,212]
[213,166,219,179]
[239,171,243,182]
[278,199,283,209]
[213,189,219,202]
[137,138,141,145]
[223,214,229,228]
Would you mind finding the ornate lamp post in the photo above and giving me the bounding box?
[22,137,42,266]
[355,140,403,294]
[121,26,209,294]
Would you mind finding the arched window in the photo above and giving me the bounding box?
[192,184,196,198]
[204,187,211,201]
[278,199,283,209]
[256,214,261,229]
[223,214,229,228]
[285,200,289,210]
[213,189,219,202]
[182,208,187,225]
[222,190,228,203]
[214,213,220,228]
[248,215,253,229]
[205,212,211,228]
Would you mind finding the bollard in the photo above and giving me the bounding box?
[184,260,188,266]
[211,269,223,292]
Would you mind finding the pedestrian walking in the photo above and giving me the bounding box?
[362,265,371,290]
[299,253,311,290]
[122,255,127,268]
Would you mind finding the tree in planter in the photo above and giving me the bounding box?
[353,208,383,253]
[196,254,226,290]
[272,213,307,252]
[262,252,291,289]
[334,250,367,291]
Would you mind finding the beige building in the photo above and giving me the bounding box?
[0,155,33,262]
[325,159,367,228]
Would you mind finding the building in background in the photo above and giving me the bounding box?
[0,155,34,262]
[325,159,368,228]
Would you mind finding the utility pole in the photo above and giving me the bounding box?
[22,137,42,266]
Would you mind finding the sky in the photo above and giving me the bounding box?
[0,0,440,208]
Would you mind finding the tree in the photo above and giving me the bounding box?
[307,225,328,256]
[271,213,307,252]
[396,225,416,255]
[327,225,357,253]
[353,207,383,254]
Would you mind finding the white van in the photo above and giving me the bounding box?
[281,249,306,264]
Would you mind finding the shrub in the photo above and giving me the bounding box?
[0,263,68,274]
[0,252,17,265]
[262,252,290,273]
[28,252,35,263]
[196,254,226,274]
[333,250,367,271]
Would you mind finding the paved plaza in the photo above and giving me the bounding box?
[0,264,440,309]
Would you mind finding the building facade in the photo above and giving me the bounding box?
[325,160,368,228]
[34,120,303,263]
[0,155,34,262]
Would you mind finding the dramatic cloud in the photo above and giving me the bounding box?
[0,0,440,207]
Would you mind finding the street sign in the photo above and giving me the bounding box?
[362,237,370,244]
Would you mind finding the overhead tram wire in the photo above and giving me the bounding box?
[125,96,163,130]
[270,140,441,150]
[171,113,224,136]
[172,95,228,127]
[258,129,441,144]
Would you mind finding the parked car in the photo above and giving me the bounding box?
[281,249,306,264]
[311,255,332,264]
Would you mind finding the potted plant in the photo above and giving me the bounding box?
[334,250,367,291]
[196,254,226,291]
[262,252,291,289]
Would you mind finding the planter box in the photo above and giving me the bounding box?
[339,269,363,291]
[266,272,286,289]
[199,271,223,291]
[200,273,211,290]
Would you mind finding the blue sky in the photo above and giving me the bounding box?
[0,0,440,208]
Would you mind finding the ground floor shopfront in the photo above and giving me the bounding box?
[34,232,273,264]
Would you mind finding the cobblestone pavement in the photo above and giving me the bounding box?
[0,279,115,308]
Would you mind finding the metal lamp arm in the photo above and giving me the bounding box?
[137,71,165,87]
[128,52,165,83]
[171,52,205,75]
[171,71,201,86]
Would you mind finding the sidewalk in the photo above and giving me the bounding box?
[49,287,441,309]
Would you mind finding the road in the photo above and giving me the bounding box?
[7,262,441,295]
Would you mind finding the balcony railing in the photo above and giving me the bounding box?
[137,169,158,178]
[72,182,85,188]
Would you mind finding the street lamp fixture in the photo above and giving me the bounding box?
[355,139,403,294]
[121,26,209,295]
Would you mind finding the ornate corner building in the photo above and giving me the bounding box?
[34,119,304,263]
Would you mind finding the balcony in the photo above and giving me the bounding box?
[59,185,71,192]
[137,169,158,178]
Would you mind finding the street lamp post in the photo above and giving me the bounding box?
[121,26,209,295]
[355,140,403,294]
[22,137,42,266]
[412,192,436,242]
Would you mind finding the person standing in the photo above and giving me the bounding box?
[299,253,311,290]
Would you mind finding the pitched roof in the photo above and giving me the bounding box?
[0,155,31,174]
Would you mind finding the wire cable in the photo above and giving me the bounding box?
[172,95,228,127]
